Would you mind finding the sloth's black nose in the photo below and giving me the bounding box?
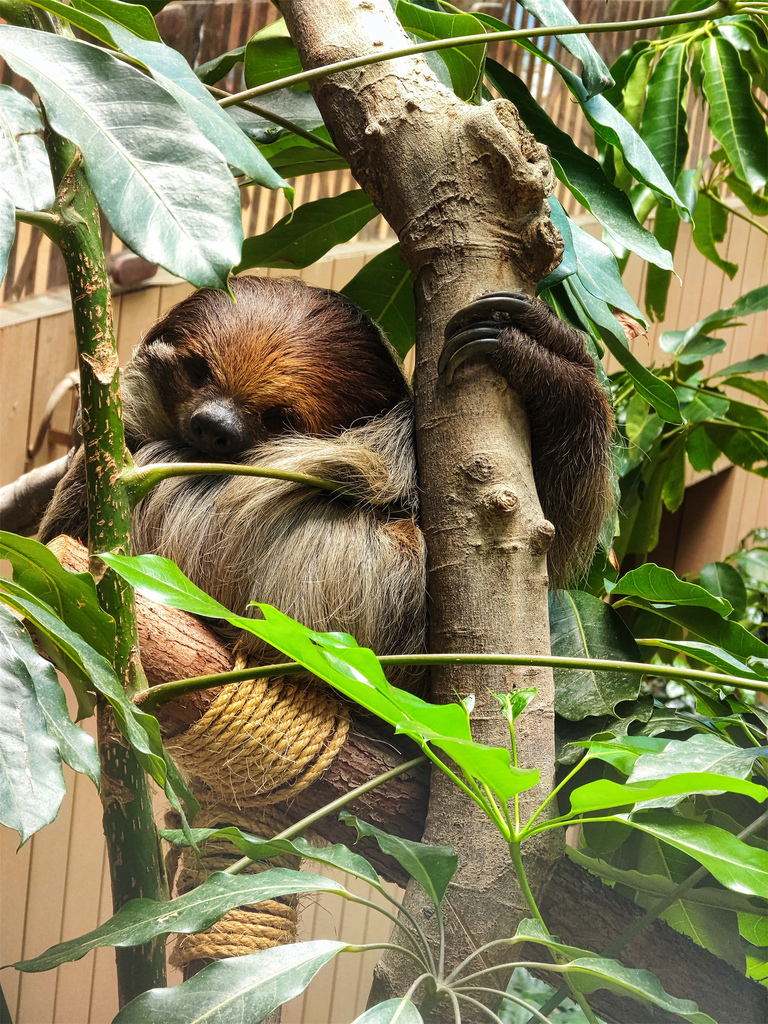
[189,399,249,456]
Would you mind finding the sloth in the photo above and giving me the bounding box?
[39,275,614,690]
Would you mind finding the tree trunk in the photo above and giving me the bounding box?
[280,1,563,1014]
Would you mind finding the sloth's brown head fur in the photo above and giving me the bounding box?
[125,276,410,455]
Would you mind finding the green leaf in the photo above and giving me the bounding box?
[341,813,457,905]
[0,606,68,843]
[563,956,717,1023]
[262,140,349,178]
[686,424,723,472]
[640,44,690,187]
[352,1000,424,1024]
[568,772,766,816]
[661,435,686,512]
[0,531,115,659]
[645,201,682,321]
[244,17,302,90]
[0,85,54,211]
[114,940,346,1024]
[638,600,768,664]
[66,0,160,40]
[485,61,675,270]
[558,64,684,210]
[16,0,137,47]
[549,591,642,721]
[0,577,167,788]
[700,561,748,618]
[731,546,768,586]
[342,244,415,358]
[536,196,577,291]
[564,277,682,422]
[701,35,768,191]
[236,191,377,272]
[162,827,383,891]
[396,0,485,101]
[620,812,768,897]
[0,26,242,290]
[692,190,738,278]
[628,733,768,787]
[726,173,768,216]
[99,553,538,800]
[724,375,768,405]
[647,638,766,680]
[229,88,326,145]
[0,187,15,283]
[15,869,348,972]
[79,10,289,192]
[609,564,733,615]
[511,1,612,97]
[196,45,245,86]
[565,217,645,322]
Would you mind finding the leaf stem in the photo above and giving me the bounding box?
[218,4,727,105]
[703,187,768,238]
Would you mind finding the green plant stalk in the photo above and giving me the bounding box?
[43,128,166,1002]
[137,651,768,714]
[703,186,768,238]
[219,3,727,105]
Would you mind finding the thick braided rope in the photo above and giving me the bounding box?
[166,671,349,965]
[166,673,350,808]
[168,804,300,968]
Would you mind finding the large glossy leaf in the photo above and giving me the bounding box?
[341,813,458,906]
[14,869,347,971]
[549,591,642,721]
[396,0,485,101]
[42,0,160,41]
[99,553,538,800]
[514,0,611,97]
[114,940,347,1024]
[244,18,302,90]
[0,187,15,283]
[0,85,54,211]
[623,598,768,664]
[77,8,289,191]
[0,606,68,844]
[568,772,766,816]
[701,35,768,191]
[640,44,690,187]
[628,733,768,786]
[647,638,766,680]
[342,244,415,358]
[700,560,747,617]
[0,26,242,289]
[0,531,115,659]
[620,812,768,897]
[558,64,683,209]
[565,215,645,322]
[609,563,732,615]
[0,577,167,786]
[486,61,674,270]
[236,191,377,271]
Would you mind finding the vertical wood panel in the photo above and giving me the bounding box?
[0,317,38,486]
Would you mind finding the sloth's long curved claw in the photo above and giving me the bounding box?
[440,292,532,385]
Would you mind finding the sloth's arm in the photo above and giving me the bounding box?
[441,292,614,584]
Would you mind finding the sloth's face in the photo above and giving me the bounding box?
[121,276,411,459]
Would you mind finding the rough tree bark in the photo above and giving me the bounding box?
[280,0,564,1014]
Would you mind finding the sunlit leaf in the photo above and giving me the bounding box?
[640,44,689,186]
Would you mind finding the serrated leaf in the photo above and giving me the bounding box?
[641,44,690,187]
[620,812,768,897]
[0,26,242,289]
[236,191,377,271]
[341,813,457,906]
[81,11,289,192]
[0,85,54,211]
[609,564,732,615]
[486,61,675,270]
[342,244,415,358]
[0,606,68,843]
[396,0,485,101]
[701,35,768,191]
[114,940,346,1024]
[549,591,642,721]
